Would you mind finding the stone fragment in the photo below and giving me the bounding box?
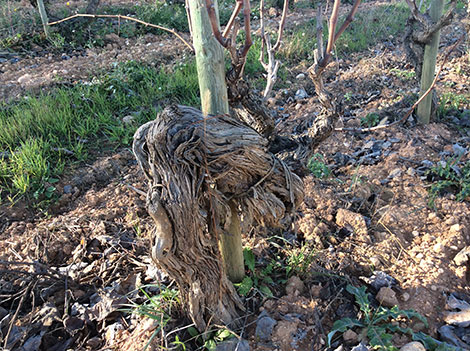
[401,292,410,302]
[376,287,399,307]
[17,73,32,85]
[295,88,308,100]
[388,168,402,179]
[400,341,425,351]
[123,115,134,124]
[453,143,467,156]
[256,313,277,342]
[296,73,306,80]
[454,247,470,266]
[351,342,370,351]
[362,271,396,290]
[343,329,358,344]
[216,339,250,351]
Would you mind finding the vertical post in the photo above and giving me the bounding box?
[416,0,444,124]
[188,0,245,283]
[188,0,229,115]
[37,0,50,38]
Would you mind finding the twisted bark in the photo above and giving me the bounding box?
[133,105,303,330]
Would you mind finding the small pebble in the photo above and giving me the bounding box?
[343,329,358,344]
[400,341,426,351]
[376,287,399,307]
[401,292,410,302]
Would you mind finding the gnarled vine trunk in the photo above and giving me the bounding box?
[133,105,303,330]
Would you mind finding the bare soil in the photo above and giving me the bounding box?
[1,1,470,350]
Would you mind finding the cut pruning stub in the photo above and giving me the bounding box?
[133,105,303,330]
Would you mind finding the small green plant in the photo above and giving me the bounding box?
[328,285,428,350]
[307,153,331,178]
[47,32,66,49]
[235,248,275,297]
[390,68,416,80]
[360,112,380,128]
[0,33,22,48]
[426,157,470,205]
[128,285,180,351]
[188,326,235,351]
[286,245,316,278]
[33,176,59,200]
[344,92,353,102]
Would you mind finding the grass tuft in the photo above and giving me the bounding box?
[0,60,199,201]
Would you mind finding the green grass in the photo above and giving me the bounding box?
[0,60,199,201]
[437,92,470,118]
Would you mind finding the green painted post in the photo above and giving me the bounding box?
[188,0,245,283]
[188,0,229,116]
[37,0,50,38]
[416,0,444,124]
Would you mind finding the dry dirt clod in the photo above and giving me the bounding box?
[273,320,300,349]
[286,276,305,296]
[376,287,399,307]
[336,208,368,238]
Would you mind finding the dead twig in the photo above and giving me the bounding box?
[125,184,147,197]
[47,14,194,51]
[259,0,289,98]
[0,260,67,279]
[3,281,34,350]
[335,32,465,133]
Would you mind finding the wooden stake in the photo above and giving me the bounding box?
[188,0,229,116]
[416,0,444,124]
[219,202,245,283]
[188,0,244,283]
[37,0,50,38]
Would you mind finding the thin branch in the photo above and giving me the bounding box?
[334,0,362,42]
[222,0,243,38]
[273,0,289,51]
[205,0,228,47]
[325,0,341,58]
[185,0,193,39]
[240,0,252,58]
[335,33,464,133]
[259,0,267,67]
[47,14,194,51]
[259,0,288,98]
[315,5,324,64]
[405,0,420,18]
